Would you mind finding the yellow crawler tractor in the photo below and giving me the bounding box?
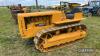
[17,1,87,52]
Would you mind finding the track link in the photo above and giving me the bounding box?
[34,23,87,52]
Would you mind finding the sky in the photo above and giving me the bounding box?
[0,0,90,6]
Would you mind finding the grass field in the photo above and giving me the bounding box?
[0,7,100,56]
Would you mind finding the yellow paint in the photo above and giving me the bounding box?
[43,30,86,48]
[18,10,84,39]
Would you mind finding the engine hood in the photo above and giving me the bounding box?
[83,6,93,9]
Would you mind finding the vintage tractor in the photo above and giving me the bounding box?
[17,1,87,52]
[9,4,31,24]
[82,1,100,16]
[9,4,24,24]
[53,2,81,11]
